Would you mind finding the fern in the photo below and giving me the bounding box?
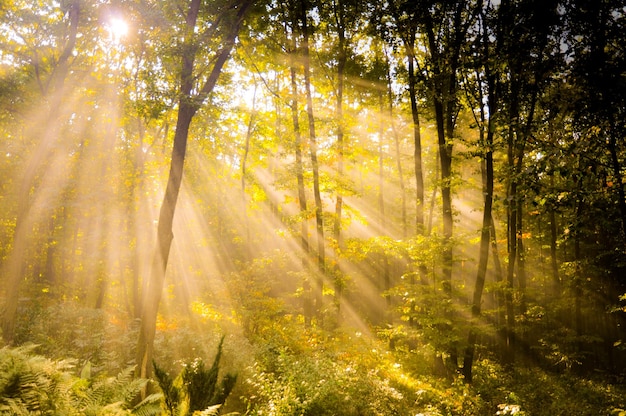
[194,404,222,416]
[182,336,237,414]
[153,360,181,416]
[153,336,238,416]
[0,345,73,414]
[131,393,164,416]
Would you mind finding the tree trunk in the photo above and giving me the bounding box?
[386,66,406,237]
[241,83,257,255]
[422,3,467,370]
[332,0,347,313]
[463,57,497,380]
[136,103,194,379]
[490,214,507,358]
[286,15,313,324]
[405,31,424,235]
[300,0,325,315]
[505,139,517,365]
[463,142,494,381]
[135,0,251,379]
[289,43,309,261]
[333,0,346,246]
[549,185,560,297]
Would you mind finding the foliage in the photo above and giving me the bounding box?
[14,303,137,376]
[1,0,626,414]
[153,336,237,416]
[0,344,160,415]
[244,339,414,415]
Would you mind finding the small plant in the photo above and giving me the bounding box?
[153,336,237,416]
[0,344,160,415]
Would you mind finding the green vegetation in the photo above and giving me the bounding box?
[0,344,160,415]
[1,0,626,414]
[153,337,238,416]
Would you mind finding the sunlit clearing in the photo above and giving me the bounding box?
[105,17,128,44]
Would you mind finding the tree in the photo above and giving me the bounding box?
[135,0,253,380]
[498,0,560,363]
[462,0,500,381]
[300,0,326,315]
[419,0,474,369]
[386,0,426,235]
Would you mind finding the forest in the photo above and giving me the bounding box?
[1,0,626,414]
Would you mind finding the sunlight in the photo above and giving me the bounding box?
[105,17,129,44]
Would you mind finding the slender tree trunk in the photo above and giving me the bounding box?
[387,78,406,238]
[136,103,194,379]
[516,198,527,315]
[333,0,346,245]
[241,83,257,254]
[132,121,147,319]
[463,139,494,381]
[377,92,391,315]
[300,0,325,315]
[505,146,517,364]
[574,199,583,361]
[286,17,314,324]
[423,5,466,369]
[490,214,507,357]
[332,0,346,313]
[427,151,439,236]
[135,0,250,379]
[405,32,424,235]
[289,46,309,261]
[463,62,497,380]
[549,177,560,297]
[44,216,57,286]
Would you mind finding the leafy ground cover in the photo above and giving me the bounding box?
[2,303,625,415]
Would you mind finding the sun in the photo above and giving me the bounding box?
[105,17,129,43]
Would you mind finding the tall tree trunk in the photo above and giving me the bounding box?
[423,5,464,369]
[135,0,251,379]
[333,0,346,246]
[377,91,391,314]
[463,50,497,380]
[516,198,527,315]
[241,83,257,255]
[300,0,325,315]
[463,147,493,382]
[286,16,314,324]
[332,0,347,313]
[405,31,424,235]
[505,119,518,365]
[549,176,560,297]
[490,214,507,358]
[386,69,406,238]
[289,43,309,261]
[136,102,194,379]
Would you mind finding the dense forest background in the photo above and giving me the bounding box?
[1,0,626,414]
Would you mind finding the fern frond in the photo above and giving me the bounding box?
[194,403,222,416]
[131,394,163,416]
[0,398,31,416]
